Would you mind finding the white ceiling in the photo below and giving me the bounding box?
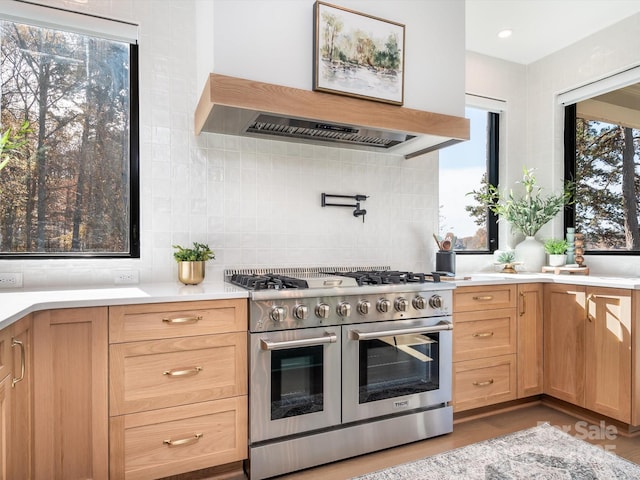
[465,0,640,65]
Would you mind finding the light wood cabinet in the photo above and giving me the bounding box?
[0,327,12,480]
[585,287,632,422]
[0,315,34,480]
[9,315,33,480]
[517,283,544,397]
[544,284,632,423]
[453,285,517,412]
[33,307,109,480]
[109,299,248,480]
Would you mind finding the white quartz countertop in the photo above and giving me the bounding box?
[449,272,640,289]
[0,281,249,330]
[2,273,640,330]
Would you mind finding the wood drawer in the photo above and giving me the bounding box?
[453,354,516,412]
[453,308,516,362]
[110,396,248,480]
[453,285,516,312]
[109,299,247,343]
[110,332,247,416]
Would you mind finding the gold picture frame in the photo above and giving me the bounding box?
[313,1,405,105]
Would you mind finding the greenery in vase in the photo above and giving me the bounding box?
[468,167,573,237]
[497,251,515,264]
[172,242,215,262]
[543,238,569,255]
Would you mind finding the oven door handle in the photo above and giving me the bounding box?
[260,332,338,351]
[349,322,453,341]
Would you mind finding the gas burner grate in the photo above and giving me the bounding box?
[328,270,440,285]
[230,273,309,290]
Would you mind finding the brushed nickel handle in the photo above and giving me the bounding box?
[163,433,203,447]
[260,332,337,350]
[519,291,526,316]
[162,315,203,324]
[586,293,596,321]
[350,322,453,341]
[11,338,25,388]
[163,366,203,377]
[472,295,493,301]
[473,379,494,387]
[472,332,494,338]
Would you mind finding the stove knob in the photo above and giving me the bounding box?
[377,298,391,313]
[413,295,427,310]
[429,295,444,309]
[270,306,286,322]
[315,303,331,319]
[395,297,409,312]
[357,300,371,315]
[293,304,309,320]
[337,302,352,317]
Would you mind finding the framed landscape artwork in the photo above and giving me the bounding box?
[313,1,405,105]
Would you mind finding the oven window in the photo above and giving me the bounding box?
[358,332,440,403]
[271,346,324,420]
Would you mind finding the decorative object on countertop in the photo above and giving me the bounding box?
[313,1,405,105]
[566,227,575,263]
[494,250,522,274]
[351,423,639,480]
[321,193,368,222]
[574,232,586,267]
[435,250,455,275]
[172,242,215,285]
[541,264,590,275]
[468,167,573,273]
[543,238,569,267]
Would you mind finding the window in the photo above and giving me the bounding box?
[0,8,139,258]
[564,82,640,253]
[439,105,499,252]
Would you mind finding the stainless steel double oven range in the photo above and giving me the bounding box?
[228,267,454,480]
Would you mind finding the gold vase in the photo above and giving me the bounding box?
[177,261,205,285]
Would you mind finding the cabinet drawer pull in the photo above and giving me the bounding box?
[472,379,494,387]
[472,332,494,338]
[11,338,25,388]
[163,433,203,447]
[519,292,526,316]
[472,295,493,301]
[163,366,203,377]
[162,315,203,324]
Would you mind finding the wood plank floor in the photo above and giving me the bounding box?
[272,404,640,479]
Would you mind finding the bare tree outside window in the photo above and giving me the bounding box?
[574,118,640,251]
[0,20,137,256]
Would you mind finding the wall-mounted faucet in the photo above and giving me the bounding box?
[321,193,369,223]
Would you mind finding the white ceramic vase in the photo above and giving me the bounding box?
[514,236,546,272]
[548,254,567,267]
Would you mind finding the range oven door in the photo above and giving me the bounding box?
[249,326,341,443]
[342,317,452,423]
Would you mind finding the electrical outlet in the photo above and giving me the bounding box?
[0,273,23,288]
[114,270,139,285]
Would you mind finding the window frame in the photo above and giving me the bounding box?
[0,20,140,259]
[440,107,500,255]
[563,103,638,256]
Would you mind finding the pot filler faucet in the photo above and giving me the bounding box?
[321,193,368,222]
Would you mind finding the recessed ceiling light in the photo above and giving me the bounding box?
[498,29,513,39]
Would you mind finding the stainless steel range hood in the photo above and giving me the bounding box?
[195,74,469,160]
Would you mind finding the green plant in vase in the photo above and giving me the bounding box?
[544,238,569,267]
[172,242,215,285]
[469,167,573,272]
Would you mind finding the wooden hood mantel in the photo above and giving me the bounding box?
[194,74,470,159]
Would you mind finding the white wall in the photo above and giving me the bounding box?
[1,0,465,287]
[463,13,640,275]
[211,0,465,115]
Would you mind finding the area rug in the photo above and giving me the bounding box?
[351,423,640,479]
